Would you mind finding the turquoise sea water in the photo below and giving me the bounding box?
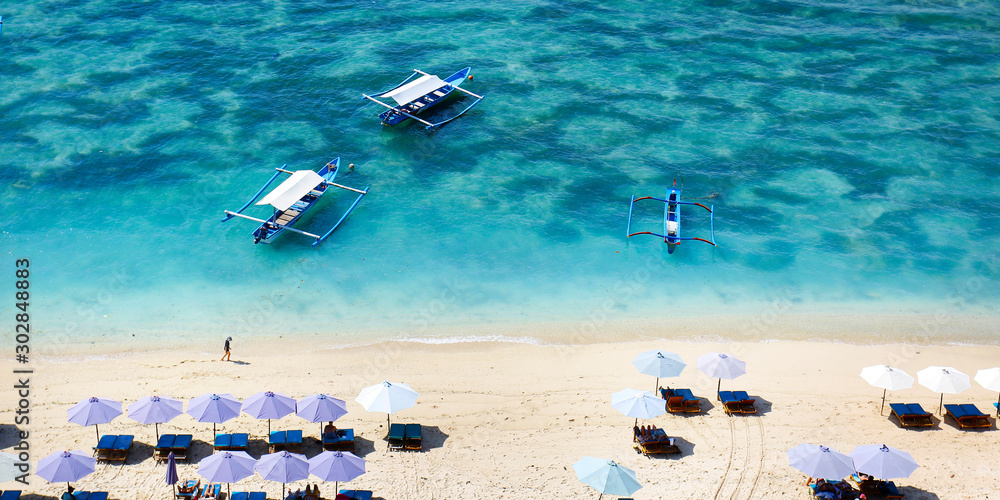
[2,0,999,347]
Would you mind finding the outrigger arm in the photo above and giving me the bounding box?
[223,211,323,240]
[626,195,717,247]
[221,165,287,222]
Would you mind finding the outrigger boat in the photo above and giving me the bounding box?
[362,67,484,130]
[626,180,717,253]
[222,158,368,246]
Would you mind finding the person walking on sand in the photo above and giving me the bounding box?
[221,336,232,361]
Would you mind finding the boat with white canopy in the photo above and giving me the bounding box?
[362,67,484,130]
[222,158,368,246]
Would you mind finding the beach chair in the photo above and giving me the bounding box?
[659,387,673,400]
[405,423,422,451]
[733,391,756,414]
[214,433,232,451]
[0,491,22,500]
[322,431,339,451]
[889,403,934,427]
[881,481,904,499]
[666,395,686,413]
[944,404,991,429]
[200,484,222,499]
[285,429,303,452]
[93,434,117,460]
[387,423,405,451]
[674,388,703,413]
[110,434,133,462]
[338,490,374,500]
[172,434,193,460]
[230,433,249,451]
[337,428,355,452]
[72,493,108,500]
[269,430,287,452]
[176,480,200,499]
[718,391,741,414]
[230,493,248,500]
[154,434,175,462]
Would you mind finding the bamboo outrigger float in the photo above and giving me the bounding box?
[362,67,484,130]
[222,158,368,246]
[626,179,717,253]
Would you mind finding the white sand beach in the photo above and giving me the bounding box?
[3,336,1000,499]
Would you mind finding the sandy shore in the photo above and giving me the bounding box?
[3,337,1000,499]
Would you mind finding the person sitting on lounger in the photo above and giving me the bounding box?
[202,484,216,499]
[179,481,200,494]
[324,422,337,434]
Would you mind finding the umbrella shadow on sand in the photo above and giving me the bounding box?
[123,440,155,465]
[898,486,940,499]
[744,395,773,415]
[0,424,24,449]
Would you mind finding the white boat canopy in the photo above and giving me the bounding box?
[257,170,324,211]
[379,74,448,105]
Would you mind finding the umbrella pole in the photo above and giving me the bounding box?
[156,422,160,442]
[654,376,659,393]
[268,419,271,435]
[96,424,100,441]
[996,392,999,417]
[717,378,721,398]
[939,393,944,415]
[880,388,886,416]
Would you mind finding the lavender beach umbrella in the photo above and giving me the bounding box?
[36,450,96,492]
[788,445,856,480]
[697,352,747,397]
[850,444,919,480]
[68,397,122,440]
[308,450,366,493]
[256,451,309,499]
[296,394,348,435]
[243,391,297,434]
[128,395,184,440]
[355,381,419,426]
[633,350,686,392]
[166,452,179,497]
[197,451,256,497]
[187,393,242,435]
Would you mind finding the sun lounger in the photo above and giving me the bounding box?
[199,484,222,499]
[674,388,703,412]
[322,429,356,452]
[405,423,422,451]
[230,433,249,450]
[93,434,117,460]
[889,403,934,427]
[633,426,679,456]
[230,493,248,500]
[269,430,287,452]
[718,391,742,414]
[269,430,304,452]
[72,492,108,500]
[171,434,193,460]
[0,491,22,500]
[944,403,991,429]
[110,434,133,462]
[232,492,266,500]
[387,423,405,451]
[155,434,175,462]
[732,391,756,414]
[666,395,686,413]
[881,481,903,499]
[214,433,232,451]
[338,490,374,500]
[176,480,200,499]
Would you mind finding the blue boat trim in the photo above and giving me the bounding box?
[626,179,717,252]
[221,158,368,246]
[362,67,484,130]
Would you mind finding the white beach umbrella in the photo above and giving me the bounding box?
[787,445,856,480]
[697,352,747,396]
[632,350,686,392]
[850,444,919,480]
[572,457,642,499]
[0,451,22,482]
[860,365,914,415]
[974,367,1000,416]
[355,381,419,426]
[611,388,666,427]
[917,366,970,414]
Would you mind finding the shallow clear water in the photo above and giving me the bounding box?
[2,0,999,346]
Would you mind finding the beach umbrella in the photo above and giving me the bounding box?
[611,388,666,427]
[917,366,970,414]
[187,393,242,435]
[197,450,256,497]
[36,450,96,492]
[355,381,419,426]
[296,394,349,435]
[787,444,856,480]
[632,350,686,392]
[67,397,122,440]
[0,451,21,482]
[572,457,642,500]
[308,450,366,493]
[128,395,184,440]
[860,365,915,415]
[697,352,747,397]
[974,367,1000,416]
[850,444,919,480]
[256,450,309,499]
[166,452,179,497]
[243,391,297,434]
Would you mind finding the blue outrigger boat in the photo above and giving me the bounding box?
[362,67,484,130]
[626,180,717,253]
[222,158,368,246]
